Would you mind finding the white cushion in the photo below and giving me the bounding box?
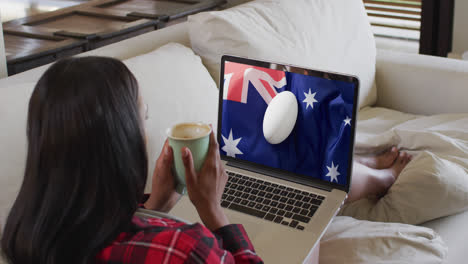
[188,0,377,109]
[123,43,219,191]
[321,216,448,263]
[0,82,35,230]
[340,107,468,225]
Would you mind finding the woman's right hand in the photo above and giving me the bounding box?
[181,130,229,231]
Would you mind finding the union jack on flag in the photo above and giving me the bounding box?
[223,62,287,104]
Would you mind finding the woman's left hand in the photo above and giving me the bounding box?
[144,139,181,212]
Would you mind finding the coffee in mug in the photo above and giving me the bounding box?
[170,123,211,139]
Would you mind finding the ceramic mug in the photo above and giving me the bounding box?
[167,122,211,194]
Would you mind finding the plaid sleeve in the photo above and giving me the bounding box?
[212,224,263,264]
[97,212,263,264]
[179,223,263,264]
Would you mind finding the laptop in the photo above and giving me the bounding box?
[171,55,359,263]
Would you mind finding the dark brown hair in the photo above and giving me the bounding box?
[1,57,148,264]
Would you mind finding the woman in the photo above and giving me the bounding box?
[1,56,411,264]
[1,57,263,264]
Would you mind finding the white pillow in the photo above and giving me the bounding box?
[188,0,377,109]
[321,216,448,264]
[341,107,468,225]
[123,43,219,191]
[0,82,35,230]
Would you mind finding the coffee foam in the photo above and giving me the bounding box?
[170,123,210,139]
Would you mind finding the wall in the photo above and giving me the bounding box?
[452,0,468,56]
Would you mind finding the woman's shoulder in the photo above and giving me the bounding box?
[96,215,217,263]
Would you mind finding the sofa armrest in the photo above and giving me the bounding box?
[82,22,190,60]
[0,22,190,88]
[375,49,468,115]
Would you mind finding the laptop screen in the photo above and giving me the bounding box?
[219,56,358,190]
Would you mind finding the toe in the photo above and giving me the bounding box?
[390,147,399,159]
[381,146,399,168]
[400,152,412,164]
[390,146,399,157]
[399,152,405,163]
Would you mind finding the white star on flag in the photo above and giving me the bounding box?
[343,116,351,126]
[222,129,243,158]
[303,89,318,109]
[326,162,340,183]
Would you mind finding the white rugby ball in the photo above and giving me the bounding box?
[263,91,298,144]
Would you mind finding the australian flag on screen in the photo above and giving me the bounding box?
[220,61,355,186]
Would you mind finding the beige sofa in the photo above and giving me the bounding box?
[1,2,468,263]
[0,13,7,79]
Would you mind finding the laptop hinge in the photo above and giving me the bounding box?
[226,160,333,192]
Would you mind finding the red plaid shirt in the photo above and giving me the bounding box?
[96,215,263,263]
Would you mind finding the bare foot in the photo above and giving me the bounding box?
[373,152,412,197]
[347,152,413,202]
[385,152,412,179]
[355,146,399,169]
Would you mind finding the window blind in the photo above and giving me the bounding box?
[363,0,422,41]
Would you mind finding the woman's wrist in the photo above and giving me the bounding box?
[144,194,172,212]
[196,203,229,231]
[143,194,160,211]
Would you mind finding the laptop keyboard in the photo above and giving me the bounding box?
[221,171,325,231]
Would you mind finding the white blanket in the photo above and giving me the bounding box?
[341,107,468,225]
[320,216,447,264]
